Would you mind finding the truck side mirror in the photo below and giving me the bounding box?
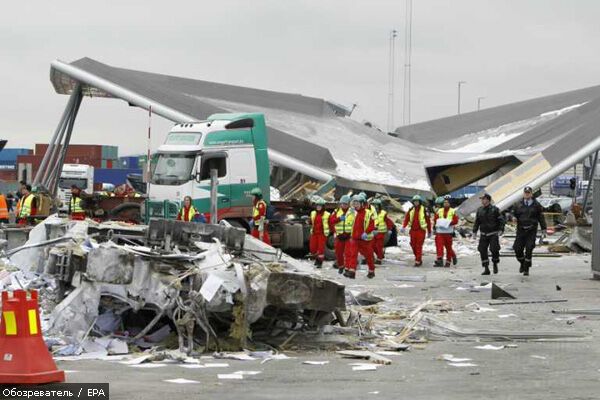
[194,171,201,183]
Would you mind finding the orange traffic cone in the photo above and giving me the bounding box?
[0,290,65,384]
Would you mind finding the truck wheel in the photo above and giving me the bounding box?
[324,235,336,261]
[109,202,142,223]
[226,219,250,233]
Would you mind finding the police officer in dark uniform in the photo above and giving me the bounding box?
[473,193,505,275]
[512,186,546,276]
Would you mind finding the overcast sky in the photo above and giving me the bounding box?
[1,0,599,155]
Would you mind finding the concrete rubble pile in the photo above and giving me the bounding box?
[0,216,345,358]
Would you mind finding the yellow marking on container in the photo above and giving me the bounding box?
[28,309,38,335]
[3,312,16,335]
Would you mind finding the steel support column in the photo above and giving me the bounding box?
[34,83,81,186]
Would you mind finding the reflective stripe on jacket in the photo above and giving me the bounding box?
[70,196,85,214]
[310,210,330,236]
[376,210,389,233]
[334,208,355,236]
[18,194,34,218]
[408,206,427,230]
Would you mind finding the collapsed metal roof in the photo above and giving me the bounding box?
[393,85,600,214]
[51,58,459,197]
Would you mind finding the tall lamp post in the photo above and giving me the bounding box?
[457,81,466,115]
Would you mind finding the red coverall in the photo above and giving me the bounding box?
[251,199,271,245]
[434,207,459,263]
[309,210,328,262]
[402,206,431,264]
[373,212,395,261]
[330,209,351,268]
[345,207,376,272]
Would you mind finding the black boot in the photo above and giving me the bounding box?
[518,260,524,273]
[433,258,443,267]
[481,263,491,275]
[452,256,458,266]
[375,259,383,265]
[315,258,323,268]
[343,269,356,279]
[523,266,529,276]
[367,271,375,279]
[493,262,498,274]
[338,267,345,274]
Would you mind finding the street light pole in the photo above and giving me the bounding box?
[457,81,466,115]
[477,96,485,111]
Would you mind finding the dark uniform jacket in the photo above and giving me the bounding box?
[513,199,547,231]
[473,204,505,234]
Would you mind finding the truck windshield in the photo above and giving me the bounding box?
[58,178,88,190]
[151,153,196,185]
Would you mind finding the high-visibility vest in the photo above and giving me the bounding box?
[334,208,355,236]
[310,210,330,236]
[353,208,374,241]
[408,206,427,230]
[0,195,8,220]
[15,197,22,215]
[70,196,85,214]
[178,205,199,222]
[18,194,34,219]
[375,209,389,233]
[253,200,267,220]
[436,207,456,234]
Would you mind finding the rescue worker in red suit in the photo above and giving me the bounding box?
[177,195,207,223]
[344,195,376,279]
[433,196,458,267]
[329,195,354,274]
[371,198,395,264]
[69,185,87,221]
[308,197,330,268]
[250,187,271,245]
[401,195,432,267]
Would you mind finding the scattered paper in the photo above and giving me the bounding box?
[303,361,329,365]
[164,378,200,384]
[178,364,207,369]
[441,354,472,363]
[448,362,478,367]
[119,355,153,365]
[498,314,518,318]
[531,355,547,360]
[200,274,225,302]
[474,345,505,351]
[129,363,168,369]
[352,364,378,371]
[472,307,497,313]
[218,373,244,380]
[233,371,262,376]
[369,392,380,395]
[261,354,295,364]
[203,363,230,368]
[393,284,415,288]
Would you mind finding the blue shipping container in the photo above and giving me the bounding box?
[0,148,31,162]
[94,168,142,186]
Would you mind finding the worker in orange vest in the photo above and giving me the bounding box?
[401,195,432,267]
[0,193,9,223]
[250,187,271,245]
